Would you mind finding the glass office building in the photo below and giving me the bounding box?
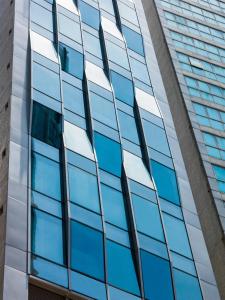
[142,0,225,298]
[0,0,220,299]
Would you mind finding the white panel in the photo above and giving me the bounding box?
[101,16,123,41]
[123,150,154,189]
[56,0,79,14]
[64,121,94,160]
[85,61,111,91]
[135,88,161,117]
[30,31,58,63]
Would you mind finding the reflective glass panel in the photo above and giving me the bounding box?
[79,1,100,29]
[111,71,134,106]
[63,82,85,117]
[122,25,144,55]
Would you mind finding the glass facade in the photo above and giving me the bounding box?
[29,0,203,299]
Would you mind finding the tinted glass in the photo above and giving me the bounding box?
[130,57,150,84]
[68,165,100,213]
[141,250,174,300]
[118,111,140,144]
[101,184,128,230]
[111,71,134,106]
[107,240,140,296]
[71,221,104,280]
[132,194,164,241]
[59,43,84,79]
[32,152,61,201]
[107,41,129,69]
[32,102,62,148]
[63,82,85,117]
[79,1,100,29]
[32,209,65,264]
[83,31,102,58]
[151,160,180,205]
[31,2,53,32]
[122,26,144,56]
[94,132,122,177]
[58,14,81,43]
[174,269,203,300]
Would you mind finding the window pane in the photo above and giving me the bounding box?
[132,194,164,242]
[163,213,192,258]
[101,184,128,230]
[141,250,174,300]
[106,41,129,69]
[59,43,84,79]
[118,111,139,144]
[151,160,180,205]
[32,209,65,264]
[107,240,140,296]
[68,165,100,213]
[31,2,53,32]
[58,13,81,43]
[111,71,134,106]
[130,58,150,84]
[174,269,202,300]
[33,63,60,100]
[79,1,100,29]
[32,152,61,200]
[63,81,85,117]
[71,221,104,280]
[143,121,170,156]
[32,102,62,148]
[122,26,144,55]
[83,31,102,58]
[94,132,122,177]
[99,0,114,14]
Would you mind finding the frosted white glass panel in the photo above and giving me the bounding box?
[101,16,123,40]
[135,88,161,117]
[57,0,79,14]
[86,61,111,91]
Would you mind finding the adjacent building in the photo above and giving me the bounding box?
[142,0,225,297]
[0,0,221,299]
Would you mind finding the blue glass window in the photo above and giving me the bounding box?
[32,152,61,201]
[107,41,129,70]
[163,213,192,258]
[213,164,225,193]
[94,132,122,177]
[58,14,81,44]
[99,0,114,14]
[122,26,144,56]
[59,43,84,79]
[63,82,85,117]
[68,165,100,213]
[90,92,117,129]
[111,71,134,106]
[174,269,202,300]
[32,102,62,148]
[151,160,180,205]
[141,250,174,300]
[31,2,53,32]
[107,240,140,296]
[118,111,140,144]
[83,31,102,58]
[101,184,128,230]
[130,57,150,84]
[33,63,60,100]
[132,194,164,242]
[143,120,170,156]
[71,221,104,280]
[79,1,100,29]
[32,209,65,264]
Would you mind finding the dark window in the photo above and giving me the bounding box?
[111,71,134,106]
[122,26,144,56]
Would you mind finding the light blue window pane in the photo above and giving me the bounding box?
[203,133,216,146]
[197,116,210,126]
[207,107,220,120]
[143,120,170,156]
[211,120,223,130]
[59,43,84,79]
[83,31,102,58]
[107,41,129,69]
[33,63,60,100]
[213,164,225,182]
[99,0,114,15]
[118,111,140,144]
[111,71,134,106]
[163,213,192,258]
[117,1,139,25]
[68,165,100,213]
[32,152,61,200]
[122,25,144,55]
[174,269,203,300]
[63,81,85,116]
[138,233,168,260]
[32,209,65,264]
[151,160,180,205]
[32,191,62,218]
[130,57,150,84]
[218,181,225,193]
[105,223,130,247]
[31,256,68,287]
[58,14,81,43]
[94,132,122,177]
[171,252,196,276]
[31,2,53,31]
[101,184,128,230]
[141,250,174,300]
[32,137,59,161]
[90,92,117,129]
[132,194,164,241]
[107,240,140,296]
[207,146,220,159]
[79,1,100,29]
[71,271,107,300]
[71,221,105,280]
[129,180,157,203]
[193,103,206,116]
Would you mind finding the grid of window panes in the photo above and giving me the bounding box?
[29,0,203,299]
[160,0,225,195]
